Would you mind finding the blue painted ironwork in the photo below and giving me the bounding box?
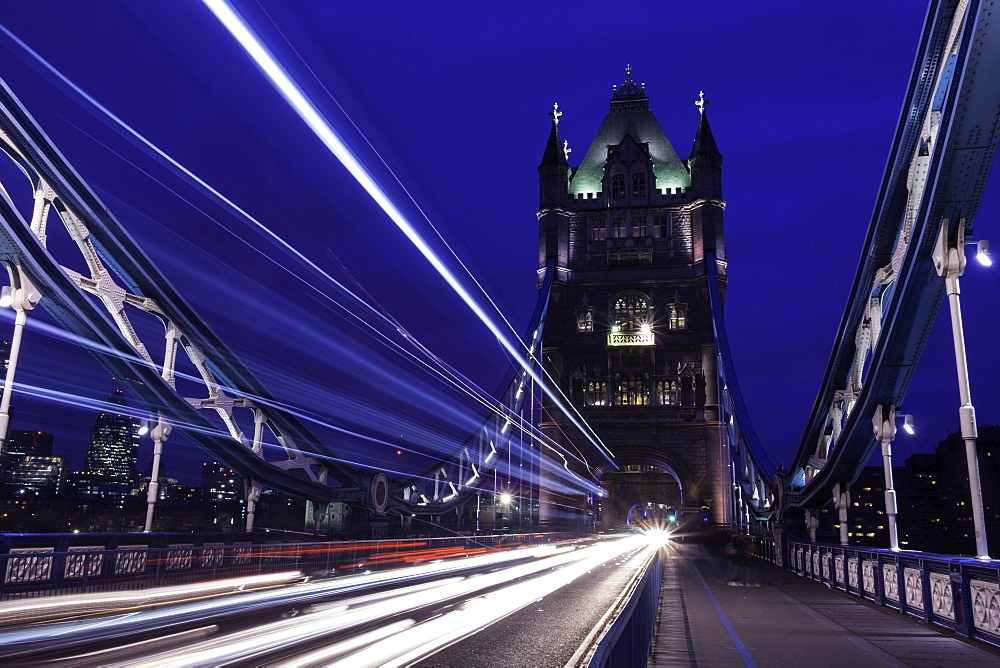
[787,540,1000,647]
[585,548,663,667]
[785,0,1000,509]
[706,250,775,524]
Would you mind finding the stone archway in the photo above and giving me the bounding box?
[596,452,690,529]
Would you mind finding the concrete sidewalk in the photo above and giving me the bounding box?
[649,544,1000,667]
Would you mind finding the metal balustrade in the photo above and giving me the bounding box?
[0,532,570,625]
[786,540,1000,646]
[584,547,663,667]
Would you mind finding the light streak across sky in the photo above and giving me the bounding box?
[198,0,613,464]
[0,6,613,509]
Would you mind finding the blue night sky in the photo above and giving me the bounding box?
[0,1,996,485]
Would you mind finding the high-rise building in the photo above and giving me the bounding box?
[4,430,54,461]
[1,430,55,491]
[201,461,241,503]
[537,69,727,526]
[2,455,68,496]
[83,390,139,489]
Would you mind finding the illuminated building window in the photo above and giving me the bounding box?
[654,213,672,238]
[590,217,606,241]
[611,173,625,198]
[613,293,650,332]
[576,308,594,332]
[657,380,677,405]
[668,303,687,330]
[611,216,627,239]
[587,381,608,406]
[615,374,649,406]
[631,214,646,237]
[632,172,646,197]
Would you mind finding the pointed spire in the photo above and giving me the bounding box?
[540,101,569,168]
[692,92,720,157]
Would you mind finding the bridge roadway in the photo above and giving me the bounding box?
[421,544,1000,667]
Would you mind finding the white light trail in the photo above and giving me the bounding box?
[132,537,644,666]
[199,0,613,463]
[0,571,301,617]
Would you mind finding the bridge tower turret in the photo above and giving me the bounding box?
[536,67,732,528]
[538,102,571,273]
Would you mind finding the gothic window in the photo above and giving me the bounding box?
[576,308,594,332]
[657,380,677,405]
[668,303,687,330]
[587,381,608,406]
[572,377,584,405]
[613,293,650,332]
[654,213,672,238]
[589,217,606,241]
[615,374,649,406]
[611,173,626,198]
[611,216,627,239]
[631,213,646,238]
[632,173,646,197]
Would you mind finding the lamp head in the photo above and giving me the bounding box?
[976,239,992,267]
[902,414,915,435]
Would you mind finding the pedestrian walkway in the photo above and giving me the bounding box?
[649,544,1000,667]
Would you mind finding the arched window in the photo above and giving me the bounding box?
[611,173,626,198]
[576,308,593,332]
[632,173,646,197]
[657,380,677,405]
[615,374,649,406]
[587,381,608,406]
[613,293,650,332]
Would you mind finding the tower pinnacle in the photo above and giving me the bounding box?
[696,90,709,114]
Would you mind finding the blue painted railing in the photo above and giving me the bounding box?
[586,548,664,667]
[787,540,1000,647]
[0,531,571,625]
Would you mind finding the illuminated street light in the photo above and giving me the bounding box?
[975,239,992,266]
[499,493,512,506]
[898,413,915,435]
[932,218,989,559]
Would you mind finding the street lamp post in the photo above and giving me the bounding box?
[932,218,989,559]
[0,269,42,459]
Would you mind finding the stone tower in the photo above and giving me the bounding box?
[537,68,729,527]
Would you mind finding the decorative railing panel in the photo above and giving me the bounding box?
[785,541,1000,647]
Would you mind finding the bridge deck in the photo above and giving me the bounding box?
[652,545,1000,667]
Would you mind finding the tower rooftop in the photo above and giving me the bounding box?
[570,66,690,196]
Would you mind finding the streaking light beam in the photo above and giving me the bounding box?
[199,0,613,465]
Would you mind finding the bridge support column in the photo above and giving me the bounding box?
[245,479,262,531]
[805,508,819,542]
[933,218,990,559]
[832,483,850,546]
[311,500,329,533]
[0,269,41,464]
[143,416,172,532]
[873,404,900,551]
